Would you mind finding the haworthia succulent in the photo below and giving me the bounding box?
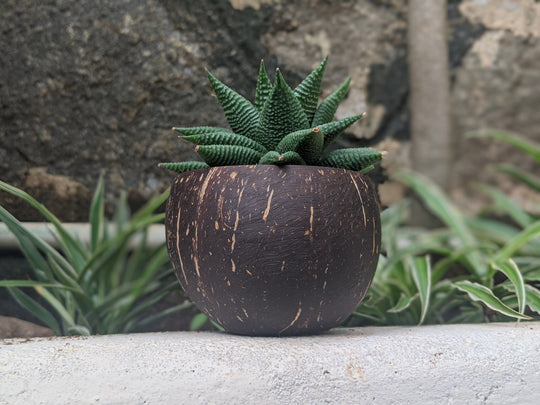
[312,77,351,126]
[293,56,327,124]
[319,113,365,147]
[256,69,310,151]
[255,60,273,112]
[163,58,383,173]
[182,131,267,154]
[195,144,263,166]
[276,127,324,165]
[158,161,210,174]
[319,148,383,171]
[173,126,236,136]
[207,71,260,138]
[259,151,306,165]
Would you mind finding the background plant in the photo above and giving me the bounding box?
[346,131,540,326]
[0,178,197,336]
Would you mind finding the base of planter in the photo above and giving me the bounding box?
[2,322,539,404]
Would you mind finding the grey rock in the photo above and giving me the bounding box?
[0,315,54,339]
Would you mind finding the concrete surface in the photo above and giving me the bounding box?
[1,323,539,404]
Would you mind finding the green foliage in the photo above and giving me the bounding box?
[161,58,382,174]
[0,179,197,336]
[346,131,540,326]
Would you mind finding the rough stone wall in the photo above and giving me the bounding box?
[0,0,538,220]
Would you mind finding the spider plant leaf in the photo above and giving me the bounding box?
[6,286,61,335]
[190,313,209,331]
[395,171,487,277]
[256,69,310,150]
[469,130,540,163]
[293,56,327,123]
[525,285,540,315]
[494,221,540,262]
[312,76,351,126]
[89,176,105,253]
[493,164,540,193]
[454,280,531,320]
[491,259,527,316]
[207,71,260,138]
[409,256,431,325]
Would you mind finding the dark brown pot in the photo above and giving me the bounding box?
[165,165,381,336]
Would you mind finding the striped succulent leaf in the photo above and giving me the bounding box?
[319,113,366,147]
[181,131,267,154]
[312,77,351,126]
[293,56,327,124]
[255,60,273,112]
[158,161,209,174]
[207,71,260,137]
[255,69,310,151]
[319,148,383,171]
[195,144,263,166]
[163,58,383,174]
[276,127,324,165]
[259,150,306,165]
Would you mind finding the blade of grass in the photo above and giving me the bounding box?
[524,285,540,315]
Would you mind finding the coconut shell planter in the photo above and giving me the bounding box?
[161,57,383,336]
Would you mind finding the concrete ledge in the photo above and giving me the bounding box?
[1,323,539,404]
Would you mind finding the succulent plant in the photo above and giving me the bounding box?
[160,57,383,174]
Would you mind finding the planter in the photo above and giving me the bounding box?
[165,165,381,336]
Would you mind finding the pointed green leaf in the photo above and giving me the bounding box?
[319,113,365,147]
[319,148,383,171]
[195,144,262,166]
[493,164,540,192]
[409,256,431,325]
[491,259,527,315]
[276,127,324,165]
[468,130,540,163]
[256,69,310,150]
[312,77,351,126]
[182,131,267,154]
[258,150,306,165]
[190,313,209,331]
[173,126,235,136]
[494,221,540,262]
[293,56,327,123]
[477,183,533,228]
[387,292,418,313]
[525,285,540,315]
[89,176,105,253]
[158,161,209,174]
[454,280,531,320]
[7,287,61,335]
[255,59,273,112]
[207,71,260,137]
[395,171,487,277]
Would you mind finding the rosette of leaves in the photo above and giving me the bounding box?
[160,57,383,174]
